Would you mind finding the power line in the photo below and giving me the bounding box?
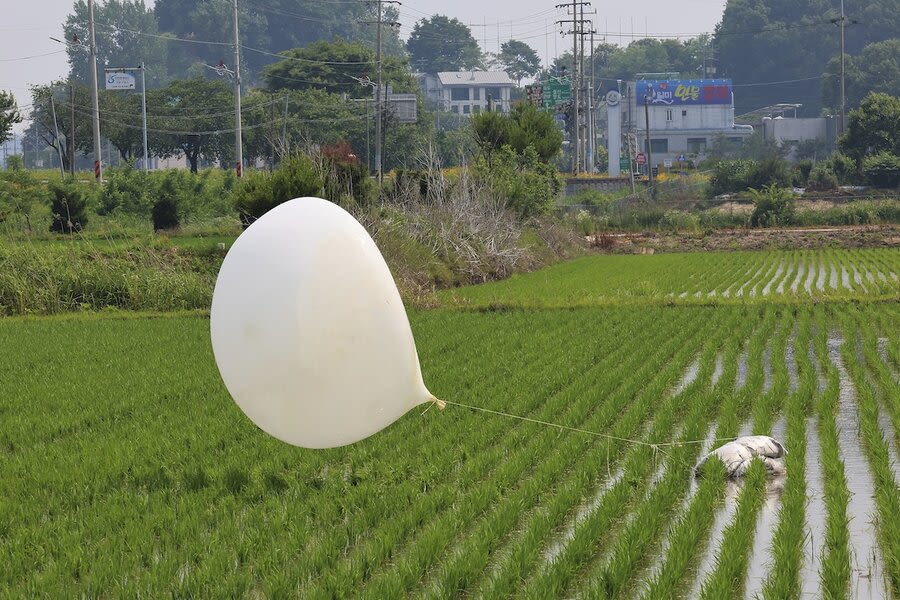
[0,49,67,62]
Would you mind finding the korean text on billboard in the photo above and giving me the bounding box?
[635,80,732,106]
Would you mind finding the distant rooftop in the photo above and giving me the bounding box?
[437,71,514,86]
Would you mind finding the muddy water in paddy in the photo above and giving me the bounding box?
[712,354,725,388]
[761,259,784,296]
[805,261,816,294]
[790,259,805,294]
[786,333,799,393]
[817,263,826,292]
[776,260,794,295]
[842,265,853,291]
[762,343,773,394]
[743,417,787,600]
[828,338,887,599]
[802,417,826,599]
[851,266,867,293]
[673,358,701,397]
[830,264,839,289]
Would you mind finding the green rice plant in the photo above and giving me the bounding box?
[697,461,768,599]
[811,309,853,599]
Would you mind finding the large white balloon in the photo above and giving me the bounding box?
[210,197,439,449]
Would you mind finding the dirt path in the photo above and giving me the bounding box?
[588,225,900,254]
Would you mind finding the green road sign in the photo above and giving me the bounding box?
[619,157,631,170]
[544,80,572,108]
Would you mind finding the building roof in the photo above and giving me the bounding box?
[437,71,514,86]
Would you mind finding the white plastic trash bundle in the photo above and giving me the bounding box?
[694,435,787,478]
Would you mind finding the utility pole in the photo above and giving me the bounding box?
[69,80,75,176]
[830,1,856,135]
[49,96,66,177]
[644,95,653,193]
[375,0,383,180]
[838,0,846,135]
[140,63,148,173]
[232,0,243,177]
[363,0,399,180]
[87,0,102,183]
[556,1,591,174]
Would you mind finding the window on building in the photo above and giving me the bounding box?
[451,105,459,113]
[682,110,687,116]
[450,87,469,101]
[472,104,481,114]
[484,86,502,103]
[666,109,674,122]
[687,137,707,153]
[645,138,668,153]
[473,88,481,100]
[726,136,743,147]
[463,104,471,114]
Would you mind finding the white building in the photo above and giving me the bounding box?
[417,71,515,115]
[621,79,753,167]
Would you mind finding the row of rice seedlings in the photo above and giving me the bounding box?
[840,308,900,594]
[810,309,853,598]
[697,461,769,599]
[856,311,900,451]
[576,342,734,598]
[746,254,782,298]
[741,314,793,600]
[518,311,754,599]
[292,310,635,595]
[347,308,710,599]
[760,312,815,599]
[406,308,724,599]
[723,253,768,298]
[636,333,743,599]
[681,308,779,599]
[708,254,760,298]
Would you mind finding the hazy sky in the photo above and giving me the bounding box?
[1,0,726,133]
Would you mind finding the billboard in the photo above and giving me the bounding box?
[105,72,136,90]
[634,79,732,106]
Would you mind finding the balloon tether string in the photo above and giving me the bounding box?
[434,398,733,449]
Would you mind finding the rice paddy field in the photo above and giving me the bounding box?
[1,248,899,598]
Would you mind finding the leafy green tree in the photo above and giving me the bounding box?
[407,15,482,73]
[506,103,563,162]
[472,110,509,165]
[149,77,233,172]
[65,0,170,86]
[261,40,415,98]
[498,40,541,85]
[862,151,900,187]
[839,92,900,164]
[472,103,561,164]
[154,0,405,80]
[823,39,900,111]
[749,184,796,227]
[0,91,21,145]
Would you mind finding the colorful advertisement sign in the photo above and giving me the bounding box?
[635,79,732,106]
